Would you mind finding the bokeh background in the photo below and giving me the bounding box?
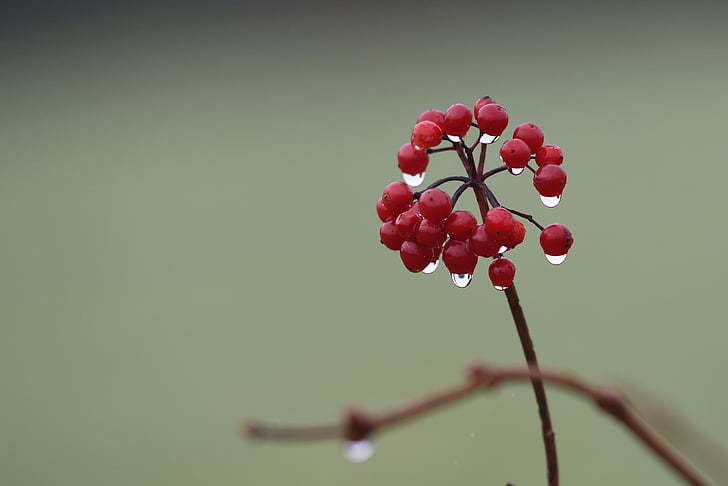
[2,1,727,485]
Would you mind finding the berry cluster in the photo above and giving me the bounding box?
[378,96,574,289]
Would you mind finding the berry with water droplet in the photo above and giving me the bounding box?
[400,240,435,272]
[488,257,516,290]
[397,143,429,177]
[443,239,478,275]
[533,165,567,197]
[540,223,574,259]
[418,188,453,222]
[445,210,477,241]
[473,96,495,119]
[504,220,526,249]
[380,221,405,250]
[444,104,473,138]
[417,109,446,132]
[513,123,544,154]
[485,207,515,241]
[395,207,423,240]
[381,181,413,212]
[499,138,532,170]
[416,219,447,247]
[411,120,442,149]
[476,104,509,136]
[535,144,564,167]
[469,224,501,257]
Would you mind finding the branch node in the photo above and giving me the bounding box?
[344,406,375,441]
[593,386,628,418]
[466,361,499,387]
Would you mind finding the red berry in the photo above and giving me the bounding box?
[513,123,544,153]
[485,207,515,241]
[417,109,446,132]
[443,239,478,274]
[381,181,413,212]
[395,208,423,240]
[418,188,452,222]
[445,210,477,240]
[416,219,447,247]
[444,104,472,137]
[473,96,495,119]
[499,138,532,169]
[376,197,393,222]
[476,104,509,136]
[503,220,526,249]
[469,224,501,257]
[400,241,434,273]
[535,144,564,167]
[533,165,567,197]
[539,223,574,256]
[488,258,516,289]
[397,143,429,175]
[411,120,442,149]
[380,221,405,250]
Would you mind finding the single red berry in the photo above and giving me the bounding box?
[411,120,442,149]
[380,221,405,250]
[469,224,501,257]
[485,207,515,241]
[473,96,495,119]
[476,104,509,136]
[376,197,393,222]
[442,239,478,274]
[513,123,544,154]
[445,210,477,241]
[533,165,567,197]
[488,257,516,289]
[539,223,574,256]
[444,104,472,137]
[503,220,526,249]
[499,138,532,169]
[397,143,429,175]
[535,144,564,167]
[400,240,434,273]
[395,208,423,240]
[418,188,452,222]
[416,219,447,247]
[381,181,413,212]
[417,109,446,132]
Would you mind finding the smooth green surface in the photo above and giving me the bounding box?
[2,3,727,485]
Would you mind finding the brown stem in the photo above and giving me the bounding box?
[244,362,711,486]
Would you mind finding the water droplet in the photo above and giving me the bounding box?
[494,285,509,291]
[545,253,567,265]
[422,260,439,274]
[402,172,425,187]
[479,133,499,144]
[446,134,461,142]
[498,245,508,254]
[540,194,561,208]
[343,440,375,463]
[509,167,525,176]
[451,273,473,288]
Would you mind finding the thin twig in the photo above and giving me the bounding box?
[428,146,456,154]
[477,141,488,176]
[482,165,509,180]
[451,182,472,207]
[502,207,545,231]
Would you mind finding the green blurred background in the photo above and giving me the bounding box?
[2,1,727,485]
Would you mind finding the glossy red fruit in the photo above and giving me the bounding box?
[418,188,452,222]
[535,144,564,167]
[533,165,567,197]
[499,138,532,169]
[395,208,423,240]
[485,207,515,241]
[397,143,429,175]
[445,210,477,241]
[400,241,434,272]
[473,96,495,118]
[416,219,447,247]
[469,224,501,257]
[476,104,509,136]
[411,120,442,149]
[540,224,574,256]
[503,220,526,249]
[444,104,472,137]
[380,221,405,250]
[417,109,446,132]
[488,258,516,289]
[381,181,413,212]
[376,197,393,222]
[443,239,478,274]
[513,123,544,153]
